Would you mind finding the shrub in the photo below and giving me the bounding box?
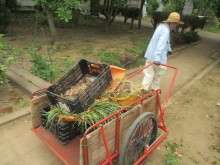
[204,17,220,32]
[0,2,11,33]
[153,12,207,33]
[171,31,200,45]
[171,33,185,46]
[179,15,207,32]
[182,31,200,44]
[151,11,170,29]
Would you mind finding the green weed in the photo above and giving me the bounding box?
[0,34,14,85]
[12,49,23,56]
[22,100,30,107]
[62,52,71,57]
[54,42,62,52]
[29,50,59,81]
[165,151,179,165]
[98,50,121,66]
[131,35,139,45]
[15,99,21,103]
[83,39,93,42]
[209,144,218,151]
[124,47,140,55]
[125,37,150,57]
[197,151,203,156]
[165,141,182,165]
[80,44,94,55]
[61,58,75,67]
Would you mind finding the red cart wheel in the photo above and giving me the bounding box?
[119,112,158,165]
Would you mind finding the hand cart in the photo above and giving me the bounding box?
[31,62,178,165]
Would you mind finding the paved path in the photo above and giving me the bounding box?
[0,25,219,164]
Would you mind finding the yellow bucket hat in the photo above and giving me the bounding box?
[163,12,184,24]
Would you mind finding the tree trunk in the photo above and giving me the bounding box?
[138,0,145,29]
[42,4,58,40]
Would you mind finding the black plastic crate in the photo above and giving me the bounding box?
[41,107,80,145]
[46,59,112,113]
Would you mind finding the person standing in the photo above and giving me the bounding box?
[142,12,184,90]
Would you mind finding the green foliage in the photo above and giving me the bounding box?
[80,44,94,55]
[192,0,220,16]
[204,17,220,33]
[100,0,127,28]
[37,0,82,22]
[100,0,127,8]
[125,37,150,56]
[61,58,75,67]
[35,10,70,27]
[42,106,65,130]
[173,0,185,13]
[98,50,121,66]
[0,34,14,85]
[35,12,48,25]
[78,101,122,132]
[0,2,11,33]
[206,17,219,28]
[180,15,207,32]
[98,37,150,68]
[137,38,150,56]
[146,0,159,16]
[22,100,30,107]
[165,141,182,165]
[165,151,179,165]
[151,11,170,28]
[163,0,185,13]
[43,101,122,133]
[162,0,169,6]
[182,31,200,44]
[172,31,200,45]
[0,62,8,85]
[29,50,59,81]
[12,49,23,56]
[163,4,176,13]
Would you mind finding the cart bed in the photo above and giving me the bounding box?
[32,126,82,165]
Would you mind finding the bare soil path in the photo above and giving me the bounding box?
[148,63,220,165]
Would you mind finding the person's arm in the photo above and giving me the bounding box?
[154,28,169,64]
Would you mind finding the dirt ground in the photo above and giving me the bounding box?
[0,84,29,117]
[148,63,220,165]
[1,63,219,165]
[0,13,178,117]
[0,13,219,165]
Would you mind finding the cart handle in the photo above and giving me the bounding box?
[30,88,46,100]
[127,62,178,111]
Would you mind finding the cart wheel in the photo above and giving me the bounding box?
[119,112,158,165]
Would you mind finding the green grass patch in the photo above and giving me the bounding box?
[98,50,121,66]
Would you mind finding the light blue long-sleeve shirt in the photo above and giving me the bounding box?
[144,23,171,64]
